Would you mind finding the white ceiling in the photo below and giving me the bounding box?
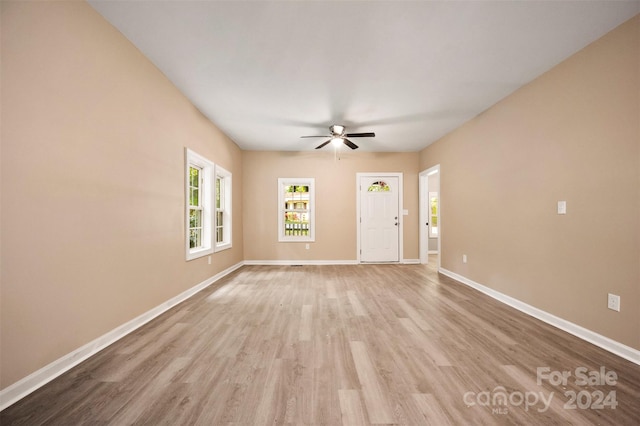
[88,1,639,152]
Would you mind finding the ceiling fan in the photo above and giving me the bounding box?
[300,124,375,150]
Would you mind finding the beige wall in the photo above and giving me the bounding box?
[419,16,639,350]
[1,1,243,388]
[243,151,419,262]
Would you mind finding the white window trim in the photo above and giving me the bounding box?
[215,165,232,252]
[278,178,315,242]
[185,149,214,261]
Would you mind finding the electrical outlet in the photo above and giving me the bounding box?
[305,243,310,250]
[207,255,212,265]
[607,293,620,312]
[462,254,467,264]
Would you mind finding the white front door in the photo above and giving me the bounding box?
[359,175,400,262]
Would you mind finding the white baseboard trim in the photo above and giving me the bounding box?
[0,261,244,412]
[439,268,640,366]
[244,260,422,266]
[243,260,358,265]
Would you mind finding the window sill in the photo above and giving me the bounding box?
[186,247,214,261]
[278,237,315,243]
[215,243,232,252]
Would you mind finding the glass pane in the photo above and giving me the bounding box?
[368,181,390,192]
[216,177,222,209]
[189,228,201,249]
[189,167,200,188]
[217,211,223,226]
[190,209,201,228]
[429,193,438,238]
[216,226,223,243]
[430,196,438,215]
[284,184,309,208]
[190,188,199,207]
[284,210,310,236]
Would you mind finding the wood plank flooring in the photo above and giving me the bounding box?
[2,261,639,425]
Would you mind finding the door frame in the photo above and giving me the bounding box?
[356,172,404,263]
[419,165,440,266]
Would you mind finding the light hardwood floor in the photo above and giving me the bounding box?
[2,261,639,425]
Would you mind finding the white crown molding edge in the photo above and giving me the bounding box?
[0,261,244,412]
[439,268,640,366]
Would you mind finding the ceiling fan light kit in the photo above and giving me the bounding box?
[301,124,376,150]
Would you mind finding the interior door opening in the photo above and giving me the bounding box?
[419,165,440,266]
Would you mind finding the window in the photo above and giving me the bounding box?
[368,181,390,192]
[185,149,214,260]
[278,178,315,242]
[215,165,232,251]
[429,191,438,238]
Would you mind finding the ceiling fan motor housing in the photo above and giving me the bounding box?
[330,124,345,135]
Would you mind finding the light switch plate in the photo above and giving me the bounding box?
[607,293,620,312]
[557,201,567,215]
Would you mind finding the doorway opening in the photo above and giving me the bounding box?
[419,165,440,267]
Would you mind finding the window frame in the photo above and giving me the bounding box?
[278,178,315,242]
[214,165,232,252]
[185,149,214,261]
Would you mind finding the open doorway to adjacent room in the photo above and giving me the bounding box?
[419,165,440,267]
